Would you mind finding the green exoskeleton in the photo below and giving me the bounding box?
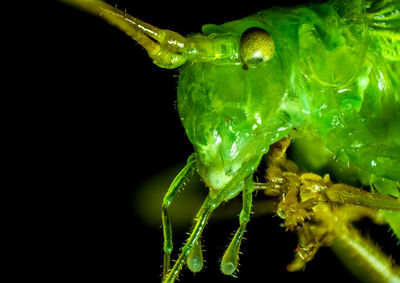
[60,0,400,282]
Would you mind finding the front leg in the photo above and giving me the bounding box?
[221,177,254,276]
[162,154,196,279]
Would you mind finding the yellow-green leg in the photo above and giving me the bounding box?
[221,177,253,276]
[163,195,214,282]
[162,154,196,280]
[163,178,251,282]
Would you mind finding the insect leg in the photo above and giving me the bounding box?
[162,154,196,279]
[325,209,400,282]
[164,162,259,282]
[221,177,253,276]
[163,195,215,283]
[253,182,282,196]
[325,183,400,212]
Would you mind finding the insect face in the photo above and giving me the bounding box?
[178,23,290,195]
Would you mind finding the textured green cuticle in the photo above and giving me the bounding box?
[59,1,400,282]
[178,0,400,239]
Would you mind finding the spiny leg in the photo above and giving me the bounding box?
[162,154,196,279]
[164,163,259,282]
[325,183,400,212]
[163,195,215,283]
[322,207,400,281]
[221,177,253,276]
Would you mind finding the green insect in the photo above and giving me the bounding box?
[61,0,400,282]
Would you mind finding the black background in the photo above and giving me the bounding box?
[19,0,398,282]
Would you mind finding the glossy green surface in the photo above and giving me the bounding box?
[177,0,400,237]
[57,0,400,281]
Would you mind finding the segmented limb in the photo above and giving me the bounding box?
[162,154,196,280]
[253,182,282,196]
[163,169,256,282]
[221,177,253,276]
[325,184,400,212]
[163,195,214,283]
[323,207,400,282]
[255,138,400,278]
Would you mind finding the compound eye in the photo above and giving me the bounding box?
[239,27,275,68]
